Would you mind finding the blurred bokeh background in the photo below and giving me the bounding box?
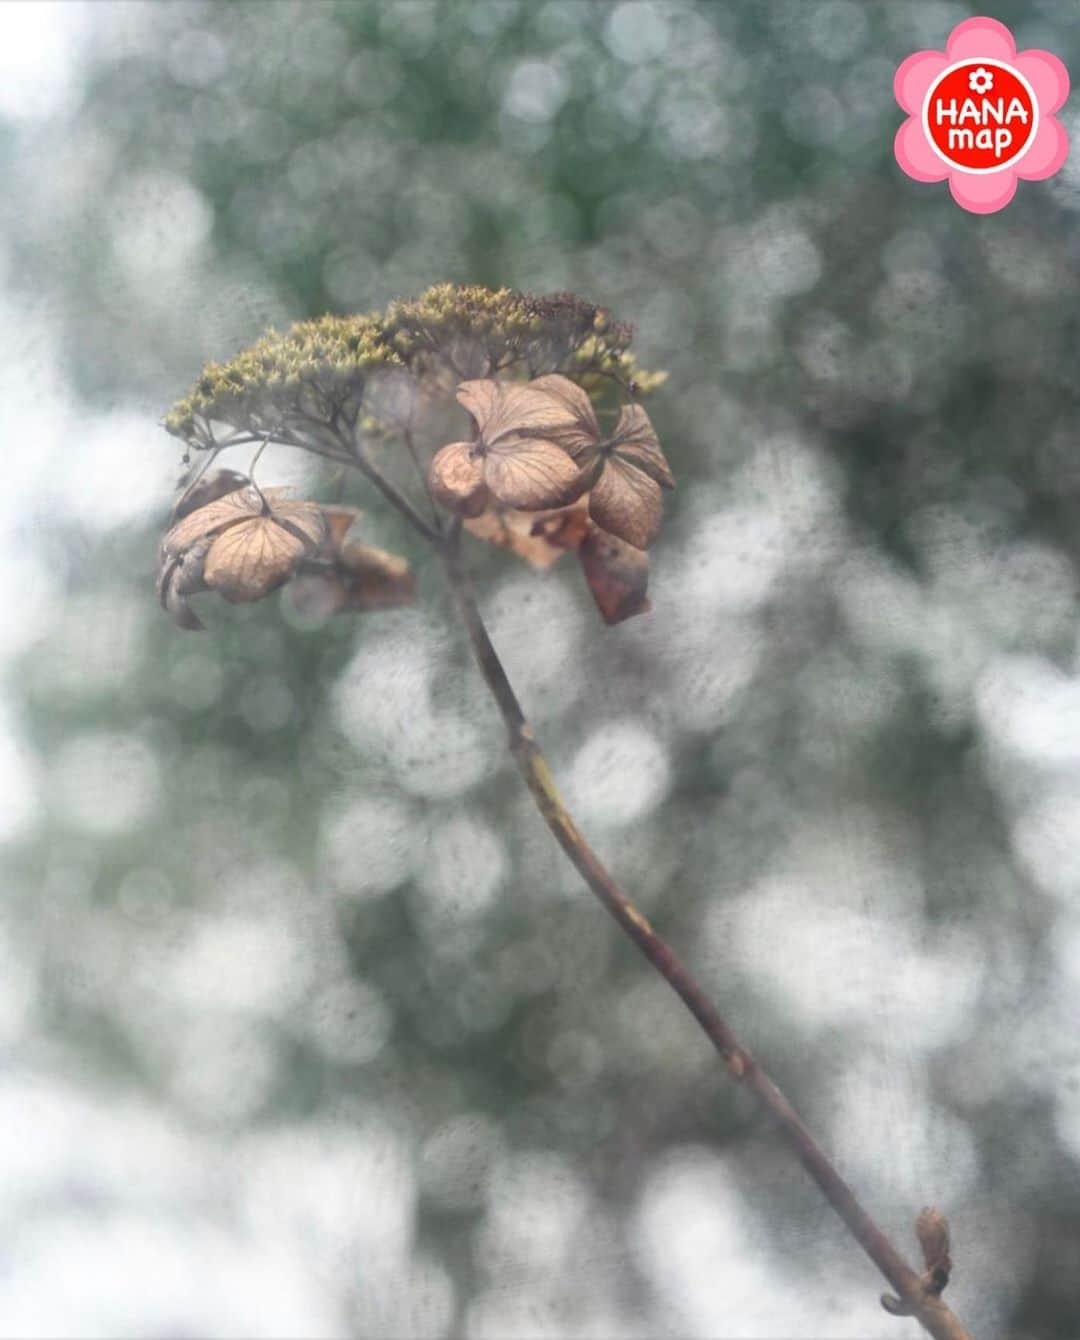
[3,1,1080,1335]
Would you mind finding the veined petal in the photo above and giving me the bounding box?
[485,436,591,511]
[267,497,329,552]
[162,484,261,556]
[170,468,250,523]
[429,440,490,517]
[588,456,663,550]
[204,515,312,602]
[457,378,589,448]
[611,403,674,487]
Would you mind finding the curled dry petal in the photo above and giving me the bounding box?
[579,523,651,625]
[161,584,205,631]
[157,534,214,630]
[429,441,490,517]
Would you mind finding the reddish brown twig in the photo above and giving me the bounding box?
[440,523,973,1340]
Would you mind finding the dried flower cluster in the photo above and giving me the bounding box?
[161,284,670,630]
[164,314,396,449]
[429,373,673,623]
[157,469,413,629]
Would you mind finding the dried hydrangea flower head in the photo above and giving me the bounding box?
[160,284,668,629]
[155,290,978,1339]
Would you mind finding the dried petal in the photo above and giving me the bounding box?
[457,379,585,447]
[529,498,591,553]
[156,534,214,631]
[579,524,651,625]
[588,455,663,549]
[465,507,568,570]
[529,374,600,454]
[611,403,674,488]
[465,498,589,569]
[262,496,329,552]
[287,513,414,620]
[429,441,489,517]
[203,501,326,603]
[484,436,590,511]
[162,484,264,557]
[319,504,364,551]
[336,540,415,610]
[170,534,213,597]
[163,585,205,631]
[170,468,250,523]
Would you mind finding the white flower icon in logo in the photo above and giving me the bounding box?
[968,66,994,95]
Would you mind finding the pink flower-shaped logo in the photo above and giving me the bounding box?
[894,16,1069,214]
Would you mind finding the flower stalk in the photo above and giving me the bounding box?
[440,521,973,1340]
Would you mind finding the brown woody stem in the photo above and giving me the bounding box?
[440,526,974,1340]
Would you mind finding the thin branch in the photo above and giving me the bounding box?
[439,523,974,1340]
[403,421,444,530]
[334,421,441,544]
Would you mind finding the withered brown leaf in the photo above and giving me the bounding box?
[579,523,651,625]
